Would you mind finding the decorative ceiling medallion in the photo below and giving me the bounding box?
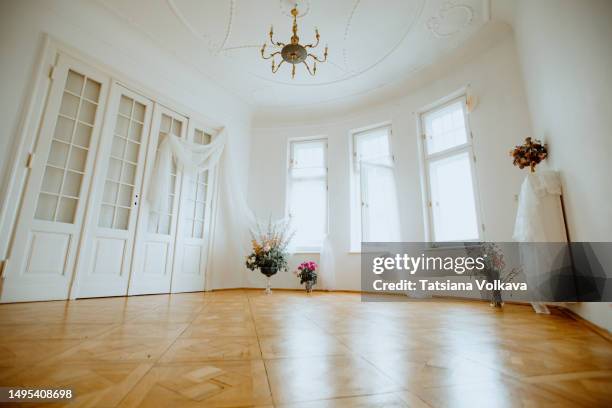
[280,0,310,18]
[261,5,328,78]
[427,1,474,38]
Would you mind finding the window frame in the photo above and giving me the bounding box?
[417,94,484,243]
[286,137,329,253]
[350,124,398,246]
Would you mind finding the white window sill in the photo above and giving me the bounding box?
[424,242,483,251]
[292,249,322,254]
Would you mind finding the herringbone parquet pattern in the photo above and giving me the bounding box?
[0,290,610,407]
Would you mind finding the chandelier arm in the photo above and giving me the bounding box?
[304,29,320,49]
[261,50,281,60]
[269,37,285,48]
[271,59,285,74]
[302,60,317,76]
[268,27,285,48]
[308,53,327,63]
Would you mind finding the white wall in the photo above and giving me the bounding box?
[512,0,612,331]
[249,33,533,291]
[0,0,252,287]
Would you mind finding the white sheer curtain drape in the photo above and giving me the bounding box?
[147,129,227,213]
[319,235,336,290]
[147,127,289,287]
[359,162,401,242]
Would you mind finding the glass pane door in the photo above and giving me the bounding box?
[171,125,215,294]
[36,70,101,224]
[147,114,181,235]
[183,129,211,239]
[75,84,154,299]
[98,95,146,230]
[129,106,187,296]
[2,54,110,303]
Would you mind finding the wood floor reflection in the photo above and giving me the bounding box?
[0,290,610,407]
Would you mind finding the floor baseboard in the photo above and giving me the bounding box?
[557,306,612,342]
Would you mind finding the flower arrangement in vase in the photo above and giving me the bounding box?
[295,261,318,293]
[510,137,548,172]
[246,219,293,294]
[466,243,523,308]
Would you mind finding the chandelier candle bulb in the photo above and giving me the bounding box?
[261,5,328,78]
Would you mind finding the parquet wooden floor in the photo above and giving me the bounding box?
[0,289,610,407]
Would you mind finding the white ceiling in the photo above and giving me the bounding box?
[99,0,495,118]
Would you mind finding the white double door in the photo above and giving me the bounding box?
[76,86,215,297]
[1,54,215,302]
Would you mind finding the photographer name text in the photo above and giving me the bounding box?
[373,279,527,292]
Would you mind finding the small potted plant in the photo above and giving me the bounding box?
[245,219,293,294]
[295,261,318,293]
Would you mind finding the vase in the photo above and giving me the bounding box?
[490,289,503,308]
[305,281,314,293]
[260,267,278,294]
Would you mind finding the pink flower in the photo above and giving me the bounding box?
[298,261,317,271]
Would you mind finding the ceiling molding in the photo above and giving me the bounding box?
[342,0,361,73]
[167,0,237,54]
[427,1,475,38]
[216,0,236,54]
[166,0,214,49]
[103,0,492,113]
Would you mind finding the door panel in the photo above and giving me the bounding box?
[171,124,216,293]
[181,245,202,276]
[143,242,168,276]
[74,85,154,298]
[129,105,187,295]
[90,238,125,276]
[25,232,71,275]
[1,55,110,302]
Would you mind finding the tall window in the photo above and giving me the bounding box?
[420,97,481,242]
[287,139,328,251]
[351,125,401,248]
